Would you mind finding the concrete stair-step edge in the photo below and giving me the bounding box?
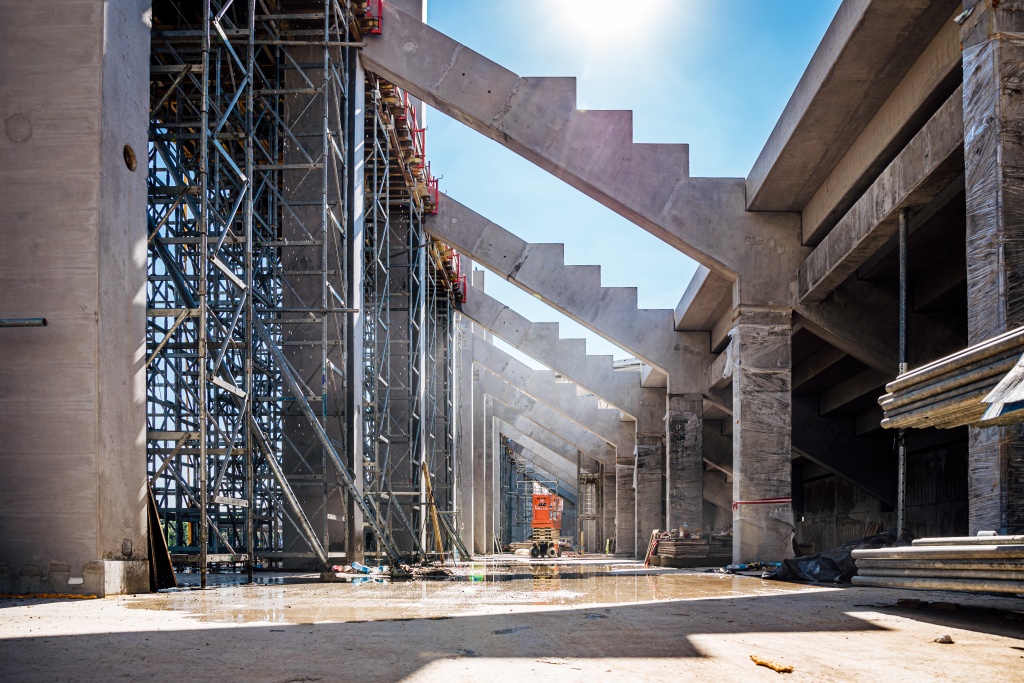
[430,195,678,370]
[462,285,654,416]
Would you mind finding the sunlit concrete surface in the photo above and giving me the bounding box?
[2,558,1021,682]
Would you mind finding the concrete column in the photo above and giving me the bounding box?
[0,0,150,596]
[634,434,664,554]
[961,2,1024,534]
[346,55,367,564]
[731,309,795,562]
[615,464,637,556]
[455,315,474,552]
[602,472,616,554]
[280,47,346,567]
[486,396,498,553]
[666,394,704,533]
[471,361,487,554]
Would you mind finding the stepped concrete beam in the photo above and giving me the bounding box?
[490,402,594,479]
[747,0,961,213]
[467,304,644,555]
[492,416,577,492]
[428,195,710,390]
[481,369,615,467]
[362,3,803,306]
[477,337,726,528]
[797,86,965,303]
[473,336,634,456]
[463,284,663,433]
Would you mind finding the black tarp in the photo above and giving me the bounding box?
[763,529,914,584]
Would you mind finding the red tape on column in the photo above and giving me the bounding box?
[731,497,792,511]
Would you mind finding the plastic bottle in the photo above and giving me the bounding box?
[681,522,690,539]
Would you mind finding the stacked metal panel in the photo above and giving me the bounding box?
[851,535,1024,594]
[878,326,1024,430]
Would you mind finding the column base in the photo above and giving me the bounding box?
[0,559,150,597]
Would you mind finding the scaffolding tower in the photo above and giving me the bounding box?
[146,0,459,582]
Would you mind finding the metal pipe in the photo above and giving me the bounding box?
[880,354,1017,411]
[885,324,1024,393]
[855,559,1024,570]
[250,418,329,568]
[913,535,1024,546]
[897,207,909,536]
[0,318,46,327]
[858,568,1024,580]
[882,374,1002,418]
[244,0,256,584]
[852,545,1024,560]
[851,574,1024,594]
[881,386,991,429]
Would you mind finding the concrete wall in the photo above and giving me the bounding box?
[796,440,968,552]
[0,0,151,596]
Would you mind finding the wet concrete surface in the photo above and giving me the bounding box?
[1,556,1022,682]
[141,561,824,625]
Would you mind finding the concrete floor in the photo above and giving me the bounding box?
[1,557,1022,682]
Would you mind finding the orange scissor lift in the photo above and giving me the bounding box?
[529,493,563,558]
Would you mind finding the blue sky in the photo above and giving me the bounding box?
[421,0,842,362]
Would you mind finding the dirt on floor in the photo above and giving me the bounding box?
[1,557,1021,682]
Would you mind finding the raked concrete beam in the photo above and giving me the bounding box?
[473,337,634,456]
[795,278,964,373]
[703,470,733,514]
[362,2,803,305]
[428,194,710,389]
[481,370,614,467]
[463,283,664,434]
[490,402,592,479]
[792,396,895,506]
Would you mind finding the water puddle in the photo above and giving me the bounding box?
[126,560,824,625]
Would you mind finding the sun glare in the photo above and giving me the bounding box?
[553,0,667,45]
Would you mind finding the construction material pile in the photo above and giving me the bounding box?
[878,326,1024,430]
[851,534,1024,594]
[656,537,711,558]
[648,530,731,567]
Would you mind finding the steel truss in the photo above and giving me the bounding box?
[148,0,461,579]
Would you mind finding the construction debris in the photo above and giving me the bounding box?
[750,655,793,674]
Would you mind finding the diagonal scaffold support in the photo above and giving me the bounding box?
[256,317,402,565]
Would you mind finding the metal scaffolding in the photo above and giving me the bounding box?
[146,0,459,580]
[498,438,561,548]
[360,73,460,562]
